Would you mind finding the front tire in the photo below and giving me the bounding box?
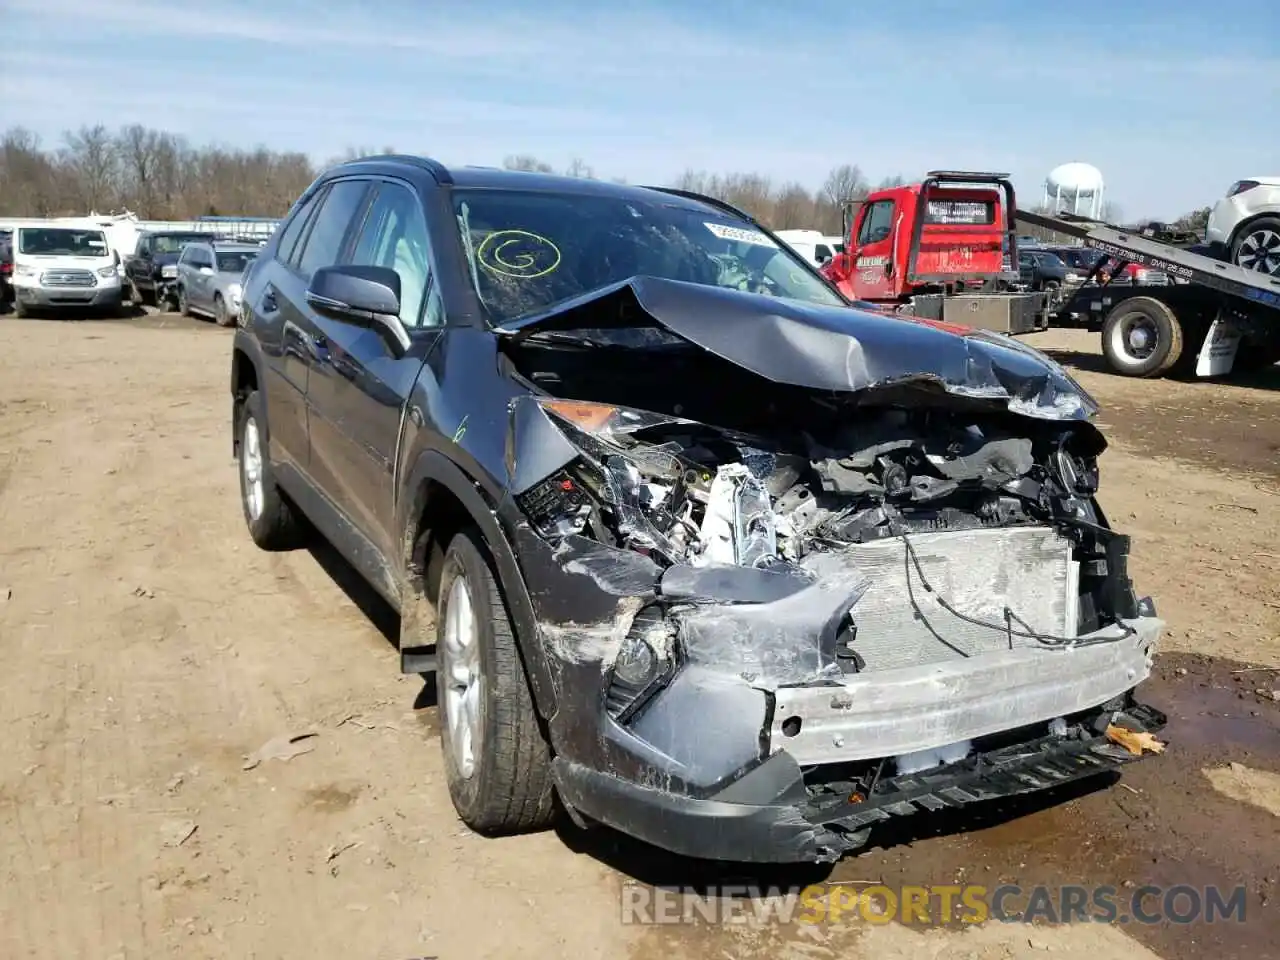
[435,526,555,835]
[176,285,190,316]
[1231,216,1280,276]
[235,390,305,550]
[1101,296,1183,377]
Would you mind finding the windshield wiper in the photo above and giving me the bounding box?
[518,330,612,348]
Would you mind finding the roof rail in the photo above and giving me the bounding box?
[642,186,761,226]
[334,153,453,184]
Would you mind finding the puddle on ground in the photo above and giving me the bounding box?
[611,653,1280,960]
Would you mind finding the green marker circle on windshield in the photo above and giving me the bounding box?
[477,230,562,279]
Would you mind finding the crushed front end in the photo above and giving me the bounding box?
[496,281,1168,863]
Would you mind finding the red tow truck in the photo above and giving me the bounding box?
[819,170,1049,334]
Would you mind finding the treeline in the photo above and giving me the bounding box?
[0,124,1207,236]
[0,124,912,231]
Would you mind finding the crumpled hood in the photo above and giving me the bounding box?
[494,276,1098,421]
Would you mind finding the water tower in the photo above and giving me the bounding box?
[1043,162,1105,218]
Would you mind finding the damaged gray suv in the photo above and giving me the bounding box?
[230,157,1168,864]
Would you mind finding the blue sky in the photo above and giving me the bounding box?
[6,0,1278,218]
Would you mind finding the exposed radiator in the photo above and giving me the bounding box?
[844,525,1078,671]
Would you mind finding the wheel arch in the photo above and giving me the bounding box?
[1227,210,1280,253]
[399,450,558,721]
[230,337,264,456]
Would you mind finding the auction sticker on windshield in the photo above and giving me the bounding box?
[704,222,778,248]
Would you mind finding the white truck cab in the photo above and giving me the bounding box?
[774,229,845,267]
[10,220,125,318]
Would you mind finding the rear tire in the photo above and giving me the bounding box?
[1231,216,1280,276]
[235,390,305,550]
[435,526,555,835]
[1101,296,1183,377]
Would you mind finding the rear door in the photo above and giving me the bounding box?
[304,177,444,559]
[245,187,329,473]
[846,199,898,300]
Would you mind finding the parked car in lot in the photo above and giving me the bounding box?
[0,229,12,306]
[174,240,259,326]
[1205,177,1280,276]
[1045,245,1105,283]
[1018,249,1069,290]
[774,229,844,266]
[124,230,208,307]
[9,222,125,318]
[230,157,1167,864]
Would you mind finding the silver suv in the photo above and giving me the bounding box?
[175,240,260,326]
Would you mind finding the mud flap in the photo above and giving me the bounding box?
[1194,310,1241,377]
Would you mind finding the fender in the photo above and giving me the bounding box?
[230,330,268,453]
[397,448,559,720]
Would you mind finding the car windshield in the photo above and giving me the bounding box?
[153,235,206,254]
[451,188,844,324]
[1056,248,1101,268]
[18,228,109,257]
[216,251,256,273]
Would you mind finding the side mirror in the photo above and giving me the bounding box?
[199,266,214,276]
[306,264,409,353]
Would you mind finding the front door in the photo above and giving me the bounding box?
[304,178,445,561]
[846,199,898,301]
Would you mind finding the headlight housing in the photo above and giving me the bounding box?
[161,264,178,278]
[520,398,707,564]
[97,265,117,279]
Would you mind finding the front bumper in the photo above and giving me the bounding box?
[555,697,1167,863]
[14,283,123,309]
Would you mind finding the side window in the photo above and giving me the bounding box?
[347,181,436,328]
[275,189,324,268]
[297,180,371,278]
[857,201,895,245]
[177,245,190,264]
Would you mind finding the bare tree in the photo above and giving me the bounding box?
[60,125,119,212]
[502,154,553,173]
[772,183,816,229]
[0,122,922,227]
[0,128,63,216]
[820,164,868,206]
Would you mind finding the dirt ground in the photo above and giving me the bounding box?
[0,314,1277,960]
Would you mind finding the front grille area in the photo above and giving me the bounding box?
[41,269,96,288]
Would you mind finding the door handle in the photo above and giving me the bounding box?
[307,333,329,362]
[284,319,327,361]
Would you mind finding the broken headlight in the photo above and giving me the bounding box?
[605,605,679,723]
[530,399,706,562]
